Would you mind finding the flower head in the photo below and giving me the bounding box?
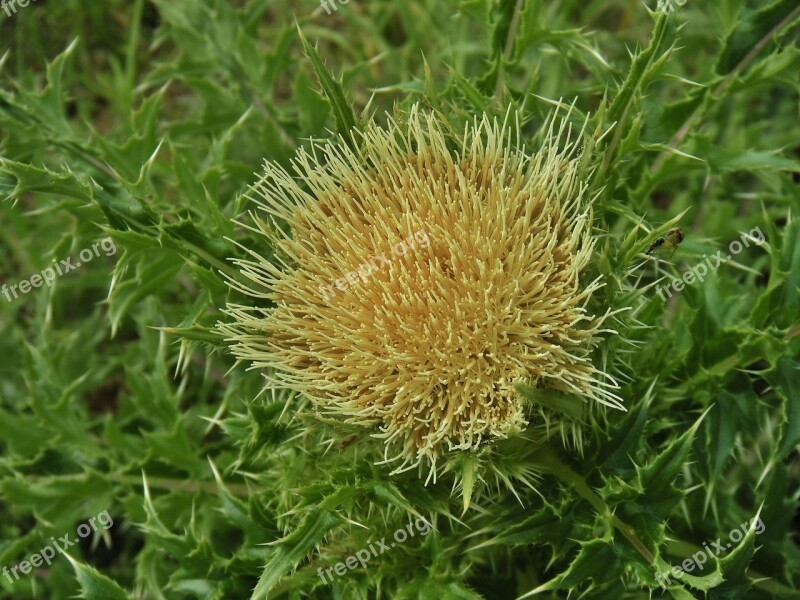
[221,105,621,477]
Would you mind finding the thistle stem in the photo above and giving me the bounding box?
[493,0,524,106]
[534,445,657,564]
[650,3,800,174]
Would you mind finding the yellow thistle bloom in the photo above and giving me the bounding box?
[220,105,622,478]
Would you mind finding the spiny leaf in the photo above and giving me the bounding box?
[251,509,343,600]
[518,539,620,597]
[765,357,800,464]
[637,407,709,501]
[65,554,134,600]
[296,25,358,149]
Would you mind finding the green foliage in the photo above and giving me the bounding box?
[0,0,798,599]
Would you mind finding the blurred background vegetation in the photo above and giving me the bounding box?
[0,0,798,598]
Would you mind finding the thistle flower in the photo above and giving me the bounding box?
[220,105,622,478]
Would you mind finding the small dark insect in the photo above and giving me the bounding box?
[646,227,684,260]
[340,436,358,449]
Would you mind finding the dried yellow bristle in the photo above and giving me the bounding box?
[220,105,621,480]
